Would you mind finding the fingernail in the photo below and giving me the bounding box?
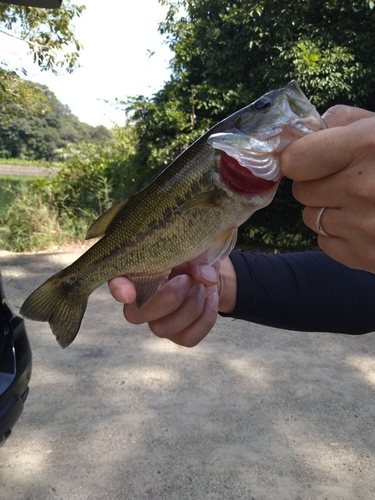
[208,292,219,311]
[199,265,218,283]
[177,274,190,293]
[114,287,130,304]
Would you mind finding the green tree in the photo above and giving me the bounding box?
[158,0,375,112]
[1,125,136,251]
[43,125,136,219]
[0,80,112,161]
[0,0,85,116]
[125,0,375,248]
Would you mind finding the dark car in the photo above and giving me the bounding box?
[0,267,32,446]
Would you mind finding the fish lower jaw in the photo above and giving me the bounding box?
[235,184,279,204]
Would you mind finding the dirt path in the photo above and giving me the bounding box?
[0,164,59,177]
[0,249,375,500]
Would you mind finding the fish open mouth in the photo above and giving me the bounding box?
[208,130,283,185]
[219,152,278,196]
[208,130,282,196]
[207,83,326,189]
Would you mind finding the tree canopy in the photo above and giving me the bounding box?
[3,0,375,250]
[124,0,375,248]
[128,0,375,168]
[0,1,106,161]
[160,0,375,109]
[0,0,84,115]
[0,80,112,161]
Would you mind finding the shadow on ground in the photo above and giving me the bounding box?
[0,250,374,500]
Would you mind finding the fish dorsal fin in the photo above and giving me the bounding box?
[175,190,222,213]
[206,227,238,264]
[85,199,129,239]
[131,272,170,309]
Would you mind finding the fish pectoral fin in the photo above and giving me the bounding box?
[85,198,129,239]
[175,189,223,213]
[206,227,238,264]
[132,272,170,309]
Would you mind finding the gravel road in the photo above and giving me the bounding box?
[0,164,58,177]
[0,248,374,500]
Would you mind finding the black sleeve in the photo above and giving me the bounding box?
[225,250,375,334]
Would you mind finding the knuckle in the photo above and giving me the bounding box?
[149,320,169,339]
[185,284,206,312]
[355,216,375,237]
[161,278,189,310]
[344,156,375,197]
[123,305,143,325]
[291,180,304,202]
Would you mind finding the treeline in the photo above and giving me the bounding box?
[2,0,375,252]
[118,0,375,250]
[0,81,111,162]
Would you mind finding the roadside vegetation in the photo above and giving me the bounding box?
[1,0,374,252]
[0,127,135,251]
[0,175,33,212]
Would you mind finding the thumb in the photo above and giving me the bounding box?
[322,105,375,128]
[280,118,370,181]
[108,276,137,304]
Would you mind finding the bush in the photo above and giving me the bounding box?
[1,183,68,251]
[1,126,317,253]
[1,126,136,252]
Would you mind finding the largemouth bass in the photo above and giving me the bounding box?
[20,80,326,348]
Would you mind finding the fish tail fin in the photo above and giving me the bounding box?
[20,270,88,348]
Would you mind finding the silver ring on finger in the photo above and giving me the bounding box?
[316,207,330,237]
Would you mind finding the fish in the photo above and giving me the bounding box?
[20,80,326,348]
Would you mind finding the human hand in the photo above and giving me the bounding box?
[108,257,237,347]
[280,105,375,273]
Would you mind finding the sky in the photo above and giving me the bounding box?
[1,0,173,128]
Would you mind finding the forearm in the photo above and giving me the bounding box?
[224,250,375,334]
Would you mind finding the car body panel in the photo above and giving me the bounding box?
[0,267,32,446]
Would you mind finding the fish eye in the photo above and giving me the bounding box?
[253,97,272,111]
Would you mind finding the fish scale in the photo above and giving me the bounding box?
[20,80,326,348]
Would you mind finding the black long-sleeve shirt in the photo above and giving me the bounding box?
[226,250,375,334]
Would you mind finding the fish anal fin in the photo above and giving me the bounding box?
[175,189,223,213]
[132,272,170,309]
[86,198,129,239]
[206,227,238,264]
